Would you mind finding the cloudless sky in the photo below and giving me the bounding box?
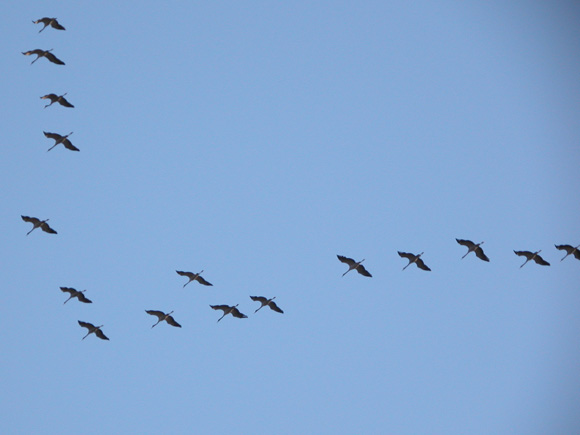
[2,1,580,434]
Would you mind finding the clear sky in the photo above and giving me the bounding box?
[2,1,580,434]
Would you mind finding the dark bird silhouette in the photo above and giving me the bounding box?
[21,215,57,235]
[43,131,78,152]
[514,250,550,268]
[78,321,109,340]
[555,244,580,262]
[22,49,65,65]
[210,304,248,322]
[250,296,284,314]
[33,17,65,33]
[176,270,212,287]
[337,255,372,277]
[41,93,74,109]
[456,239,489,262]
[145,310,181,328]
[60,287,92,304]
[398,251,431,271]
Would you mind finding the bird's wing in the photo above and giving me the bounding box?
[176,270,194,278]
[95,329,109,340]
[146,310,166,319]
[77,293,92,303]
[43,131,61,140]
[210,305,230,312]
[456,239,473,248]
[78,320,94,330]
[166,316,182,328]
[24,49,43,56]
[59,97,74,108]
[231,308,248,318]
[44,52,65,65]
[416,258,431,271]
[269,301,284,314]
[21,215,40,225]
[573,250,580,260]
[514,250,533,259]
[60,287,76,295]
[41,94,58,101]
[196,276,212,286]
[250,296,267,304]
[555,244,573,254]
[51,20,65,30]
[356,264,372,277]
[533,255,550,266]
[475,247,490,262]
[337,255,355,266]
[40,222,57,233]
[398,251,414,260]
[62,139,79,151]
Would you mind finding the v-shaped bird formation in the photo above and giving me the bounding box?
[18,14,576,343]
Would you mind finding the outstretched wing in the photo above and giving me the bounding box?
[210,305,230,312]
[456,239,474,248]
[21,215,40,225]
[40,222,57,234]
[416,258,431,271]
[356,264,372,277]
[231,307,248,319]
[78,320,94,330]
[95,329,109,340]
[60,287,76,295]
[196,275,212,286]
[533,255,550,266]
[146,310,166,320]
[474,247,490,262]
[268,301,284,314]
[165,316,182,328]
[44,52,65,65]
[514,250,533,260]
[43,131,62,141]
[50,19,66,31]
[398,251,415,261]
[77,293,92,303]
[59,96,74,108]
[176,270,194,279]
[337,255,356,266]
[250,296,268,304]
[41,93,58,102]
[62,139,79,151]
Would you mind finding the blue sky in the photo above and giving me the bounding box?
[2,1,580,434]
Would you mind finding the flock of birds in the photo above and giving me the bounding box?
[336,241,580,279]
[21,17,286,341]
[20,17,579,342]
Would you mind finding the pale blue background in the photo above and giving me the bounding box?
[2,1,580,434]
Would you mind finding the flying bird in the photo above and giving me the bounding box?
[398,251,431,271]
[78,321,109,340]
[145,310,181,328]
[21,215,57,235]
[250,296,284,314]
[337,255,372,277]
[43,131,78,152]
[22,49,65,65]
[41,93,74,109]
[60,287,92,304]
[210,304,248,322]
[555,244,580,262]
[33,17,65,32]
[456,239,489,262]
[514,250,550,268]
[176,270,213,287]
